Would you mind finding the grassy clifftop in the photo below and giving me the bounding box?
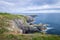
[0,13,28,34]
[0,12,27,25]
[0,13,27,20]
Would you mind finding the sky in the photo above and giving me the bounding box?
[0,0,60,14]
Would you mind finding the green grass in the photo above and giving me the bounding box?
[0,34,60,40]
[0,12,26,20]
[0,12,27,26]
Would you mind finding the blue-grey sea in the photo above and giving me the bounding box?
[33,13,60,35]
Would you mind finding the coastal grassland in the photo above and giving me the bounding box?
[0,12,27,34]
[0,12,27,20]
[0,34,60,40]
[0,12,27,26]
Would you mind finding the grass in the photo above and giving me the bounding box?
[0,12,27,27]
[0,34,60,40]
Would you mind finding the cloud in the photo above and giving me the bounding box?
[31,0,59,5]
[20,10,60,13]
[15,4,60,13]
[0,0,60,14]
[22,5,60,11]
[0,1,15,6]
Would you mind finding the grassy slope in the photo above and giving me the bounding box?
[0,13,27,27]
[0,13,27,34]
[0,34,60,40]
[0,13,27,20]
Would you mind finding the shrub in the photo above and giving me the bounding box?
[6,34,15,39]
[0,28,8,34]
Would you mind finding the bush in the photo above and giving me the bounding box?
[6,34,15,39]
[0,28,8,34]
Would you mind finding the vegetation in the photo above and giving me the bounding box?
[0,12,27,34]
[0,12,31,27]
[0,34,60,40]
[0,28,8,34]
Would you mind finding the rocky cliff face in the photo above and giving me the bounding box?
[0,13,28,34]
[0,13,47,34]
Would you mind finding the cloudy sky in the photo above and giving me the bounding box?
[0,0,60,14]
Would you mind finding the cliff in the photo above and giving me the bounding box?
[0,13,47,34]
[0,13,29,34]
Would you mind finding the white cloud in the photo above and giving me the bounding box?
[0,0,60,14]
[13,4,60,13]
[20,10,60,13]
[22,5,60,11]
[15,0,32,6]
[0,1,15,6]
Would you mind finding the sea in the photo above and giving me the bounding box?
[32,13,60,35]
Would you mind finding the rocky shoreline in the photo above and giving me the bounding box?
[10,15,48,34]
[0,13,48,34]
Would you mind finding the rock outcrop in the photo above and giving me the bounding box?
[0,13,48,34]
